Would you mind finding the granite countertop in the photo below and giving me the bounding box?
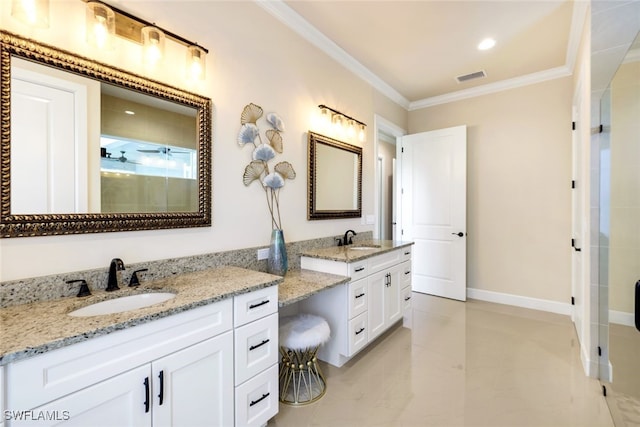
[279,269,350,307]
[300,239,414,262]
[0,266,282,365]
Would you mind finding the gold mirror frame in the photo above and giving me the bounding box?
[0,31,212,238]
[307,131,362,220]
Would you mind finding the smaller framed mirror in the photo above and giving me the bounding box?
[307,131,362,220]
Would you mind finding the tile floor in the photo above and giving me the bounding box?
[270,293,614,427]
[605,323,640,427]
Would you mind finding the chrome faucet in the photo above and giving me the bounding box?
[106,258,125,292]
[342,230,357,246]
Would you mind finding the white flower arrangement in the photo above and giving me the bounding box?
[238,103,296,230]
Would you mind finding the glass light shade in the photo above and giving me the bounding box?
[319,107,331,131]
[86,2,115,50]
[11,0,49,28]
[358,124,366,142]
[348,119,356,139]
[142,26,165,68]
[332,114,344,135]
[187,45,206,80]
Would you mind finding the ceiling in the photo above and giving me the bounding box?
[259,0,580,109]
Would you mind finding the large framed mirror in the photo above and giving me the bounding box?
[0,31,211,237]
[307,131,362,220]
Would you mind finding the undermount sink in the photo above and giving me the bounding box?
[348,245,381,251]
[68,293,176,317]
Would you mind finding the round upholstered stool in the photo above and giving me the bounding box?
[278,313,330,405]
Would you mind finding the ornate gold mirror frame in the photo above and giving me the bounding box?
[0,31,212,237]
[307,131,362,220]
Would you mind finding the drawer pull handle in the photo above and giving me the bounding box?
[143,377,150,413]
[405,296,412,301]
[250,392,270,407]
[355,327,365,335]
[404,251,410,255]
[249,339,270,351]
[355,267,365,272]
[158,370,164,406]
[355,293,365,299]
[405,270,411,275]
[249,300,270,309]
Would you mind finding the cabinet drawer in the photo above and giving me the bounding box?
[235,364,278,427]
[401,246,412,262]
[401,286,412,313]
[7,300,232,411]
[234,313,278,386]
[401,260,412,288]
[234,286,278,327]
[368,250,402,274]
[348,278,367,319]
[348,260,369,282]
[347,312,368,356]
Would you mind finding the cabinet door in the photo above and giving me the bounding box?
[367,270,387,340]
[386,265,402,326]
[17,365,151,427]
[152,331,234,427]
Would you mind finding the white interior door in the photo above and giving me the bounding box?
[400,126,467,301]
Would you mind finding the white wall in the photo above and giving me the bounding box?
[0,1,407,281]
[408,78,573,304]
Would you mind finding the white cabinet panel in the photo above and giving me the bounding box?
[152,332,234,427]
[348,312,368,356]
[348,278,367,318]
[14,365,151,427]
[234,313,278,386]
[234,286,278,327]
[234,364,278,427]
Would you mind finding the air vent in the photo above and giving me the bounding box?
[456,70,487,83]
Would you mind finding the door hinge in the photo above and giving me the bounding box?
[571,296,575,305]
[571,180,576,189]
[598,346,602,357]
[572,121,576,131]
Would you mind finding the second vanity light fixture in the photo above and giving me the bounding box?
[318,104,366,143]
[85,0,208,79]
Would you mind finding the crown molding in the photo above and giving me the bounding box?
[255,0,411,109]
[256,0,578,112]
[409,66,572,110]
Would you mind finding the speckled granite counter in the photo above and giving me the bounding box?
[0,266,282,365]
[300,239,414,262]
[279,270,350,307]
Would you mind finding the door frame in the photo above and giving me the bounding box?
[373,115,406,240]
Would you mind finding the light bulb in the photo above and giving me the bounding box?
[86,2,115,50]
[142,26,165,68]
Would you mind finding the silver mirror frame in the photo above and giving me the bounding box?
[0,31,212,237]
[307,131,362,220]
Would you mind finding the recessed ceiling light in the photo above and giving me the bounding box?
[478,38,496,51]
[124,110,136,115]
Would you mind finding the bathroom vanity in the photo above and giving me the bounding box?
[298,241,413,367]
[0,267,280,427]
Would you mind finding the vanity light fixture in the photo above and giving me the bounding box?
[84,0,208,78]
[11,0,50,28]
[86,1,115,50]
[318,104,367,142]
[142,26,165,68]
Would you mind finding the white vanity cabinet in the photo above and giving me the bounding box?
[233,286,279,427]
[4,285,280,427]
[300,246,412,367]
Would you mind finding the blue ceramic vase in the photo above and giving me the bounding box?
[267,229,288,276]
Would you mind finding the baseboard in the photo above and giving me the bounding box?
[467,287,572,316]
[609,310,634,327]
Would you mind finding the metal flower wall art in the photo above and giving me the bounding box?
[238,103,296,230]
